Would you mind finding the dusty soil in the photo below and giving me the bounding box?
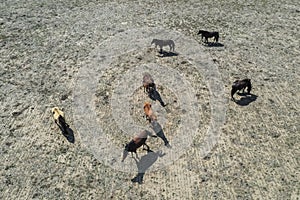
[1,0,299,199]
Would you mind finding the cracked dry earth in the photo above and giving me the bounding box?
[1,0,299,199]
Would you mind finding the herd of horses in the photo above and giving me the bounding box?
[122,73,170,163]
[52,29,254,184]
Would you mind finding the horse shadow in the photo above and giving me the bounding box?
[131,149,165,184]
[205,42,224,47]
[158,50,179,57]
[58,126,75,143]
[150,120,171,148]
[148,89,167,107]
[235,94,258,106]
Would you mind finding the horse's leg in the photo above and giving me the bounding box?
[247,86,251,94]
[231,88,237,101]
[135,152,139,160]
[143,144,150,151]
[205,37,208,43]
[242,86,246,93]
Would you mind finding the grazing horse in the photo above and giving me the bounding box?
[231,78,252,100]
[151,39,175,52]
[143,102,157,122]
[122,130,156,162]
[52,107,69,134]
[198,30,219,43]
[142,72,156,93]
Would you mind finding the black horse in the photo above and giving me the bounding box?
[231,79,252,101]
[122,130,156,162]
[198,30,219,43]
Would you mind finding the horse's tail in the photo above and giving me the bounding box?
[198,30,204,35]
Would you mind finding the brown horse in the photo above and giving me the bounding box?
[198,30,219,43]
[143,102,157,122]
[122,130,156,162]
[142,72,156,93]
[231,78,252,100]
[142,73,167,107]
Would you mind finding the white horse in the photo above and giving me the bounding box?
[151,39,175,52]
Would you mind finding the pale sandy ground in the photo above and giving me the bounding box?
[1,0,299,199]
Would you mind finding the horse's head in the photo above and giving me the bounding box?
[151,39,156,45]
[51,107,59,114]
[143,102,151,110]
[121,144,129,162]
[198,30,204,35]
[51,107,64,120]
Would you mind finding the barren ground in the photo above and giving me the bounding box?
[1,0,299,199]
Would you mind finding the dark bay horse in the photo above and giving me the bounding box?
[142,73,166,107]
[143,72,156,93]
[231,78,252,100]
[122,130,156,162]
[198,30,219,43]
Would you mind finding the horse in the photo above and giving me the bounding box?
[151,39,175,52]
[142,72,156,93]
[198,30,219,43]
[121,130,156,162]
[231,78,252,100]
[52,107,69,134]
[143,102,157,122]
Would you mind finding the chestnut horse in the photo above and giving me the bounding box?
[122,130,156,162]
[198,30,219,43]
[143,102,157,122]
[231,78,252,100]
